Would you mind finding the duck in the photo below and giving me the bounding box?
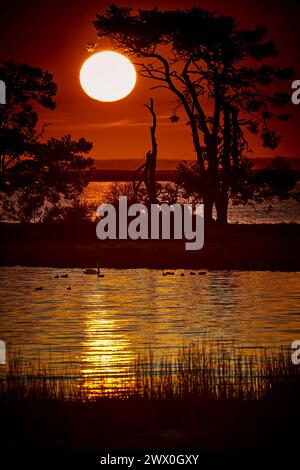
[66,287,71,290]
[60,274,68,278]
[190,271,196,275]
[198,271,207,275]
[54,275,59,279]
[35,286,43,291]
[180,273,185,277]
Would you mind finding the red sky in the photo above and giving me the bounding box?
[1,0,300,162]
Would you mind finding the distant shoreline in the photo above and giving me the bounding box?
[0,223,299,271]
[91,157,300,181]
[91,168,300,182]
[91,169,176,182]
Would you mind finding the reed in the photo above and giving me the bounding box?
[0,341,298,402]
[133,341,299,400]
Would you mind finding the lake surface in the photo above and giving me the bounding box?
[0,267,299,392]
[83,181,300,224]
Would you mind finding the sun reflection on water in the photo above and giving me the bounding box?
[0,267,299,395]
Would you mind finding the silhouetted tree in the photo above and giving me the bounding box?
[1,135,93,222]
[94,5,294,223]
[0,62,57,176]
[133,98,157,203]
[254,156,298,201]
[176,156,299,214]
[0,62,94,222]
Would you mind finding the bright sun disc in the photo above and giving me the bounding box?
[80,51,136,102]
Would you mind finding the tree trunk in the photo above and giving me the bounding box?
[203,193,215,224]
[145,98,157,204]
[215,189,229,224]
[133,98,158,204]
[215,103,231,225]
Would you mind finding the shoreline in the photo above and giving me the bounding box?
[1,346,299,456]
[0,223,299,271]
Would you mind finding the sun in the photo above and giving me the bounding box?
[80,51,137,102]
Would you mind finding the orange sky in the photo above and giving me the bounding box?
[1,0,300,162]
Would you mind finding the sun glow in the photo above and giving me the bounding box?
[80,51,136,102]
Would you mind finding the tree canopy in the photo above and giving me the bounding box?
[94,5,295,223]
[0,62,94,222]
[0,61,57,174]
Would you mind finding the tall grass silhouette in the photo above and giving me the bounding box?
[1,341,298,402]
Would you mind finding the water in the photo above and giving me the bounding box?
[0,267,299,391]
[83,181,300,224]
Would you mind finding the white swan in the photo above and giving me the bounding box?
[83,268,98,274]
[83,264,104,277]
